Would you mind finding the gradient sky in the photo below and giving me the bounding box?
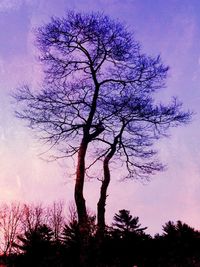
[1,0,200,235]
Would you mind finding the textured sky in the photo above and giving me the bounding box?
[0,0,200,235]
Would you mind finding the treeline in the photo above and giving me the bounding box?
[0,202,200,267]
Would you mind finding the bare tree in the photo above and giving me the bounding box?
[14,11,191,266]
[47,201,65,242]
[21,203,46,233]
[0,203,23,255]
[96,96,191,238]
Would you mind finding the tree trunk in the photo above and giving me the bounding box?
[96,142,117,267]
[97,138,118,239]
[97,156,111,239]
[75,140,88,225]
[75,139,89,267]
[96,155,112,267]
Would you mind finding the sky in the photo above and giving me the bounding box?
[0,0,200,235]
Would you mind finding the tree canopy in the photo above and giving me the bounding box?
[14,11,191,267]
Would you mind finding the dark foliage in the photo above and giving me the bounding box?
[13,224,56,267]
[1,208,200,267]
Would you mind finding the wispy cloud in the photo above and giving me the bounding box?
[0,0,31,11]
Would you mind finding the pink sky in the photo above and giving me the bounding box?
[0,0,200,235]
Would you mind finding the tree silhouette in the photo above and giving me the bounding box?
[113,209,147,234]
[97,95,191,239]
[62,212,96,267]
[20,204,46,234]
[0,203,23,256]
[15,224,53,267]
[1,201,200,266]
[14,11,191,266]
[47,201,65,244]
[109,210,149,267]
[152,220,200,267]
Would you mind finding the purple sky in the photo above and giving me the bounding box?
[1,0,200,235]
